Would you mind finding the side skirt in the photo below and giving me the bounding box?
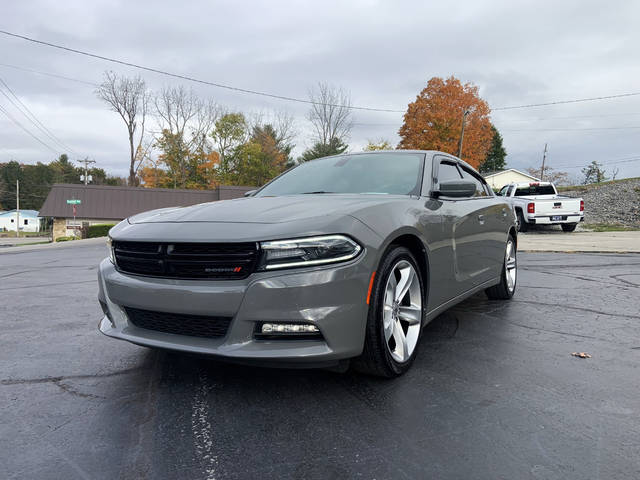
[424,276,501,324]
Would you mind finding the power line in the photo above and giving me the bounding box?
[512,111,640,121]
[0,75,80,156]
[552,156,640,169]
[0,62,98,86]
[504,126,640,132]
[0,102,60,154]
[493,92,640,111]
[0,29,404,113]
[4,29,640,114]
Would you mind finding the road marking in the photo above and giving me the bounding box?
[191,372,217,480]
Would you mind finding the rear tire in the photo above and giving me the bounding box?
[516,211,528,232]
[486,235,517,300]
[561,223,577,232]
[354,246,425,378]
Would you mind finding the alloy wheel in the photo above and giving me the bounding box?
[382,260,422,363]
[505,239,517,293]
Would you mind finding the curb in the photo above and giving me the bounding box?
[0,237,108,254]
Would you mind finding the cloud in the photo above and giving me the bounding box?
[1,0,639,179]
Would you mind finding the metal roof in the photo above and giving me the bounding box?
[0,209,40,217]
[39,184,253,219]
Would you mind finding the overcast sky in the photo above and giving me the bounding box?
[1,0,639,181]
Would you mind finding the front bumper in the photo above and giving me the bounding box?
[98,253,372,365]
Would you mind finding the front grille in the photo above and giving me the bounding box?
[124,306,232,338]
[113,241,259,279]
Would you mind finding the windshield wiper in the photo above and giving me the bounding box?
[301,191,334,194]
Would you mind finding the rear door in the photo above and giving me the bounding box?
[433,157,496,297]
[460,166,507,280]
[454,165,502,289]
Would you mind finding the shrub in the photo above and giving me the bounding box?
[86,224,115,238]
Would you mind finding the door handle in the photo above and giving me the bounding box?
[478,214,485,223]
[502,208,508,217]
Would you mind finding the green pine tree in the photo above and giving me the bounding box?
[478,125,507,173]
[299,138,348,162]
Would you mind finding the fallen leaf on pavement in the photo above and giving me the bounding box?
[571,352,592,358]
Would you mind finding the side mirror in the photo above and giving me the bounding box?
[243,190,257,197]
[433,181,476,198]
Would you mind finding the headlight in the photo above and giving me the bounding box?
[106,237,116,265]
[258,235,362,270]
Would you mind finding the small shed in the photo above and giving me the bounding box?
[483,169,540,189]
[39,184,253,240]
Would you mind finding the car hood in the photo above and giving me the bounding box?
[127,194,408,225]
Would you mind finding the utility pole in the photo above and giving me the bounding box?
[78,158,96,185]
[539,143,548,181]
[457,109,471,158]
[16,179,20,238]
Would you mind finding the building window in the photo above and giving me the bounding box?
[10,218,14,223]
[24,219,29,225]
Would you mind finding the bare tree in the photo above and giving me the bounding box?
[307,82,353,146]
[154,85,219,150]
[611,167,619,180]
[274,111,297,148]
[96,71,149,186]
[526,166,569,185]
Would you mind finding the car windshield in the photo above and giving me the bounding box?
[514,184,555,196]
[256,152,424,196]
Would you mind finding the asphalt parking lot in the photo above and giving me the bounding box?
[1,243,639,479]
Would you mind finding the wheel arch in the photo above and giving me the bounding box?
[509,226,517,247]
[381,231,430,306]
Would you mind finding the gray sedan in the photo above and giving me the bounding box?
[98,150,517,376]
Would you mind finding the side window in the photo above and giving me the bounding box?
[507,185,514,197]
[436,161,462,186]
[498,185,509,197]
[460,167,488,197]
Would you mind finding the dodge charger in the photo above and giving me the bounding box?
[98,150,517,377]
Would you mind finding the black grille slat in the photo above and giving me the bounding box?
[125,307,231,338]
[116,256,164,275]
[113,241,258,279]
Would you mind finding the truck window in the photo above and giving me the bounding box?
[498,186,509,196]
[514,184,555,196]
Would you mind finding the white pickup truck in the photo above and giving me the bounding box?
[497,181,584,232]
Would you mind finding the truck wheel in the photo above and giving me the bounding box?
[561,223,577,232]
[516,211,528,232]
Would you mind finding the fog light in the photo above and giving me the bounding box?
[261,323,319,335]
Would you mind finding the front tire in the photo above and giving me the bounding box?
[561,223,577,232]
[354,246,424,377]
[486,235,517,300]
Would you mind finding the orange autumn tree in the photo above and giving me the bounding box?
[398,76,493,169]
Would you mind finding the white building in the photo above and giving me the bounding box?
[483,169,540,189]
[0,210,41,232]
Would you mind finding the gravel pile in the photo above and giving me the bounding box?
[564,178,640,227]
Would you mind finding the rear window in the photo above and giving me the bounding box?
[514,184,555,196]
